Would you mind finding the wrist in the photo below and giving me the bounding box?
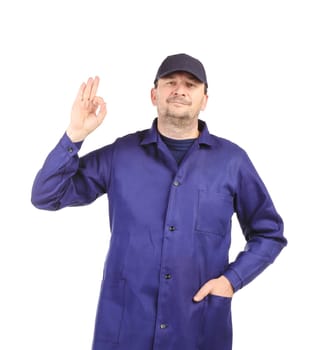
[219,275,234,296]
[66,127,86,142]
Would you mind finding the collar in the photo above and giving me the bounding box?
[140,118,214,147]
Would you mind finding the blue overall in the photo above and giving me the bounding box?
[31,119,287,349]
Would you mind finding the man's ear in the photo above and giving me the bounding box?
[151,88,157,106]
[201,94,208,111]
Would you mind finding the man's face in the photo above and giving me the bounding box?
[151,72,208,125]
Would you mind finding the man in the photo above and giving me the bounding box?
[31,53,287,350]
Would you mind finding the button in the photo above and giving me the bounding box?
[67,147,73,153]
[164,274,172,279]
[160,323,168,329]
[173,180,180,187]
[169,226,176,231]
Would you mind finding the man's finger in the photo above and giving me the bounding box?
[193,281,212,302]
[90,76,100,100]
[76,82,86,101]
[83,77,94,101]
[94,96,107,125]
[96,102,107,125]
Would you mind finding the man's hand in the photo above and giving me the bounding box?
[66,76,107,142]
[193,275,234,302]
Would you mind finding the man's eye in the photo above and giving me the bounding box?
[186,82,195,88]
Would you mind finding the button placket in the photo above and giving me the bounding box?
[154,172,184,346]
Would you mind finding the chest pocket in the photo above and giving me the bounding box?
[195,189,234,235]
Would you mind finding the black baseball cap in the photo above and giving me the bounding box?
[154,53,208,87]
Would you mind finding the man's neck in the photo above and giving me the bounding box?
[157,118,199,140]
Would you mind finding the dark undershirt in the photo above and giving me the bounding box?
[160,134,197,165]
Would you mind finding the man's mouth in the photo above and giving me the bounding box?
[167,97,191,105]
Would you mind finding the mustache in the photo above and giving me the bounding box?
[166,96,191,105]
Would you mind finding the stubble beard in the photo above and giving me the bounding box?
[161,107,198,129]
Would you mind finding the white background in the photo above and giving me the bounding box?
[1,0,334,349]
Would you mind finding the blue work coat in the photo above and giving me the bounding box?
[31,119,287,350]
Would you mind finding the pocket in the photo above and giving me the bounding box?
[200,295,233,350]
[195,190,234,235]
[93,279,126,344]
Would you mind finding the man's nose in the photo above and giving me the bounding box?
[173,82,186,96]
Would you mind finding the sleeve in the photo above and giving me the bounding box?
[31,132,110,210]
[223,151,287,292]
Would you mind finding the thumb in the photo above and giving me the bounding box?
[193,280,213,302]
[93,97,107,125]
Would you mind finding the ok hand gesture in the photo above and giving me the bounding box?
[66,76,107,142]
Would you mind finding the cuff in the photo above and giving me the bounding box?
[60,132,83,156]
[223,267,243,292]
